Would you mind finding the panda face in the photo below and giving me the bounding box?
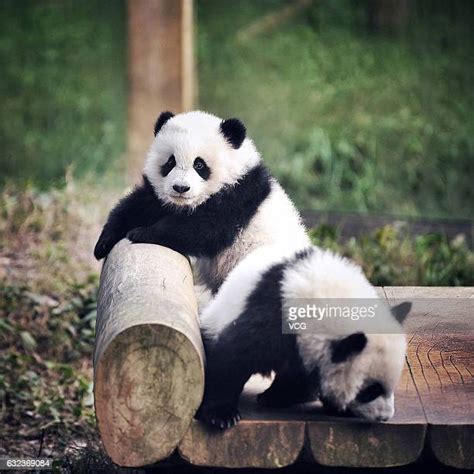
[284,249,410,422]
[144,111,260,209]
[156,152,212,207]
[299,331,406,422]
[348,383,395,421]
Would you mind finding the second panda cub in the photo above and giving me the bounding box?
[198,245,410,429]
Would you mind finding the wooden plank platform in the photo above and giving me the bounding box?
[384,287,474,470]
[177,287,474,469]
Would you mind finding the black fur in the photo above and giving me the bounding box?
[257,364,318,409]
[331,332,367,363]
[220,118,246,149]
[293,246,315,261]
[154,111,174,136]
[125,165,271,258]
[94,164,271,262]
[193,157,211,180]
[196,253,318,429]
[160,155,176,177]
[390,301,411,325]
[355,382,385,404]
[93,176,167,260]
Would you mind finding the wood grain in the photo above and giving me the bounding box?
[384,287,474,469]
[94,241,204,467]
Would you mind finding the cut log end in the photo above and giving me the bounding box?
[95,324,203,466]
[93,241,204,467]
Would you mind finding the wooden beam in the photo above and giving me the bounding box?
[127,0,194,182]
[179,376,306,468]
[93,272,473,469]
[93,240,204,467]
[307,366,426,467]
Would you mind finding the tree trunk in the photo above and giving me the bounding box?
[127,0,195,182]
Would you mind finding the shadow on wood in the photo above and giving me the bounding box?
[93,240,204,467]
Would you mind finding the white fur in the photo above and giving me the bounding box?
[144,110,310,291]
[200,245,293,339]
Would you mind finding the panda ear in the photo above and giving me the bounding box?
[331,332,367,363]
[390,301,412,325]
[154,111,174,136]
[220,118,246,149]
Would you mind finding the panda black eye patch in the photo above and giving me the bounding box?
[193,157,211,180]
[355,382,385,404]
[161,155,176,177]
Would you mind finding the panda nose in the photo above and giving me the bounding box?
[173,184,190,194]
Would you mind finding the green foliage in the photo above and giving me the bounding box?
[0,279,97,443]
[0,177,132,460]
[0,181,107,454]
[309,223,474,286]
[197,0,474,218]
[1,0,473,219]
[0,0,127,187]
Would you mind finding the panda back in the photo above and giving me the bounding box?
[199,245,290,340]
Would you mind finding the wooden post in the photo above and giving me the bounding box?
[127,0,195,182]
[93,240,204,467]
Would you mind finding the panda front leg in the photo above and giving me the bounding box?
[196,337,252,430]
[94,177,165,260]
[196,363,251,429]
[126,214,234,257]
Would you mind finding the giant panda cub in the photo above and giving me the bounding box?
[198,245,410,429]
[94,111,310,293]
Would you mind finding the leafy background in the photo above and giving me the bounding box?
[1,0,473,218]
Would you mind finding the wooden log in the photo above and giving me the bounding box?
[236,0,311,43]
[93,240,204,467]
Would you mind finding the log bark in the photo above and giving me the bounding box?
[93,240,204,467]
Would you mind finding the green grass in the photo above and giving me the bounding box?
[0,0,127,187]
[197,0,474,218]
[1,1,472,218]
[0,182,100,456]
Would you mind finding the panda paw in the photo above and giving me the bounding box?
[94,234,119,260]
[126,226,153,244]
[196,402,241,430]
